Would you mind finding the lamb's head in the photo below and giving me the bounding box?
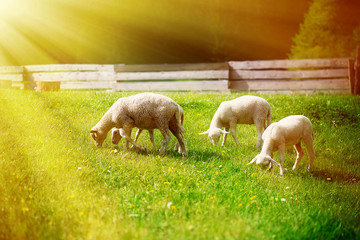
[90,128,108,147]
[249,153,279,170]
[199,128,229,145]
[111,128,122,144]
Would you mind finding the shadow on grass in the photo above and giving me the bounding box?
[311,168,359,183]
[188,149,225,162]
[152,148,223,161]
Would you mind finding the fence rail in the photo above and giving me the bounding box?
[229,58,353,94]
[0,57,359,94]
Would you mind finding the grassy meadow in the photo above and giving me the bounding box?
[0,89,359,239]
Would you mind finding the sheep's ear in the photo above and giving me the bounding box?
[199,130,209,135]
[219,129,230,134]
[90,132,97,140]
[267,156,280,165]
[119,128,127,137]
[90,129,97,134]
[249,156,258,165]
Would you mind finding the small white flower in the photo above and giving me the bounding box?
[77,167,82,170]
[281,198,286,202]
[167,202,173,209]
[285,186,290,190]
[219,165,223,168]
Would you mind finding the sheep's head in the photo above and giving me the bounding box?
[90,128,107,147]
[249,154,279,169]
[111,128,122,144]
[199,128,229,145]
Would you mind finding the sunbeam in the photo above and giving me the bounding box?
[0,0,314,65]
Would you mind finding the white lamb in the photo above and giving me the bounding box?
[111,105,184,152]
[199,95,271,148]
[90,92,187,156]
[249,115,315,175]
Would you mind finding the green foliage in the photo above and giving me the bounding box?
[289,0,360,59]
[0,90,359,239]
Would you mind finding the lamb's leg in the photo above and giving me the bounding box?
[158,127,171,155]
[278,144,285,175]
[148,129,157,150]
[121,128,146,152]
[134,129,143,142]
[125,128,132,150]
[170,127,188,157]
[174,141,183,153]
[292,142,303,170]
[269,153,274,171]
[169,117,187,157]
[130,128,142,149]
[221,126,230,146]
[303,136,315,171]
[229,122,240,146]
[174,141,180,152]
[174,125,185,153]
[254,119,265,149]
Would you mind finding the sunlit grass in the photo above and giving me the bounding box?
[0,90,359,239]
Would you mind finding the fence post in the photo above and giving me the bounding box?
[348,58,355,94]
[22,67,36,90]
[355,45,360,95]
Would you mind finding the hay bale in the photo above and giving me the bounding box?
[0,80,12,89]
[37,81,60,91]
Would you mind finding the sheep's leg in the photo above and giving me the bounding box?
[125,129,132,150]
[292,143,304,170]
[268,153,274,171]
[148,129,157,150]
[158,127,171,155]
[254,119,265,149]
[174,141,182,153]
[303,136,315,171]
[121,128,146,152]
[134,129,143,142]
[278,144,285,175]
[221,126,230,146]
[229,122,240,146]
[129,129,142,149]
[174,141,180,152]
[169,119,187,157]
[170,128,188,157]
[174,129,185,153]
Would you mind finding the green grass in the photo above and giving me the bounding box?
[1,90,359,240]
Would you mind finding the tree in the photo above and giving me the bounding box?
[289,0,360,59]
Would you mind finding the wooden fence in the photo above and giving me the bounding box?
[229,58,354,94]
[113,63,229,92]
[1,57,359,94]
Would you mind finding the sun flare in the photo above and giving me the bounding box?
[0,0,104,65]
[0,0,20,19]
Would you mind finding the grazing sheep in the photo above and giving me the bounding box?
[199,95,271,148]
[90,92,187,157]
[249,115,315,175]
[111,105,184,152]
